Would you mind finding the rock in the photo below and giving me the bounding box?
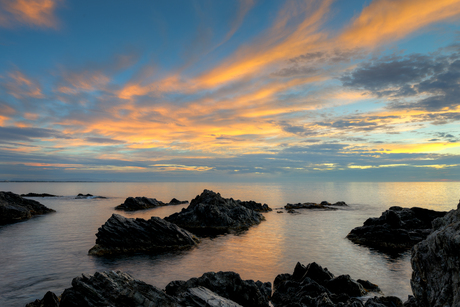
[325,275,366,297]
[115,196,188,211]
[25,291,59,307]
[236,200,272,212]
[364,296,403,307]
[403,295,418,307]
[115,196,165,211]
[272,262,374,307]
[0,191,55,225]
[285,202,337,210]
[410,201,460,307]
[287,209,299,214]
[177,286,243,307]
[357,279,381,293]
[347,206,447,252]
[88,214,199,256]
[165,271,271,307]
[21,193,60,198]
[169,198,188,205]
[164,189,266,236]
[75,193,106,199]
[277,211,284,213]
[59,270,179,307]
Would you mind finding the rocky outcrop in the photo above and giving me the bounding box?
[75,193,106,199]
[29,270,265,307]
[21,193,60,198]
[165,271,271,307]
[59,271,179,307]
[25,291,59,307]
[115,196,188,211]
[347,206,447,252]
[88,214,199,256]
[164,189,266,236]
[271,262,381,307]
[411,201,460,307]
[0,191,55,225]
[285,201,347,210]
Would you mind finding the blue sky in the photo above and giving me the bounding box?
[1,0,460,182]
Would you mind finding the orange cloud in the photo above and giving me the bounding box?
[339,0,460,48]
[5,70,44,98]
[57,71,110,94]
[0,0,60,28]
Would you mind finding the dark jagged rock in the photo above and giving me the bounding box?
[357,279,381,293]
[169,198,188,205]
[88,214,199,256]
[25,291,59,307]
[115,196,188,211]
[285,201,347,210]
[164,189,266,236]
[403,295,418,307]
[272,262,378,307]
[166,271,271,307]
[364,296,403,307]
[75,193,106,199]
[347,206,447,252]
[59,271,179,307]
[176,286,243,307]
[411,201,460,307]
[0,191,55,225]
[236,200,272,212]
[21,193,60,198]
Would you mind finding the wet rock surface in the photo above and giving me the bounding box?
[0,191,55,225]
[88,213,199,256]
[271,262,384,307]
[165,271,271,307]
[346,206,447,252]
[285,201,347,211]
[164,189,266,236]
[411,201,460,307]
[115,196,188,211]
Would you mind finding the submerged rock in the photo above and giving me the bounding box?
[115,196,188,211]
[285,201,347,211]
[347,206,446,252]
[166,271,271,307]
[88,214,199,256]
[164,189,266,236]
[411,201,460,307]
[0,191,55,225]
[271,262,380,307]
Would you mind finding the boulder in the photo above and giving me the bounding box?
[364,296,403,307]
[347,206,447,252]
[164,189,266,236]
[0,191,55,225]
[236,200,272,212]
[411,201,460,307]
[115,196,188,211]
[165,271,271,307]
[88,214,199,256]
[271,262,377,307]
[59,271,179,307]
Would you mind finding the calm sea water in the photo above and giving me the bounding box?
[0,181,458,306]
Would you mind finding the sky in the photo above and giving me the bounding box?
[0,0,460,182]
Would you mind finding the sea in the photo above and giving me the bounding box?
[0,181,458,306]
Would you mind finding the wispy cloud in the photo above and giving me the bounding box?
[0,0,61,28]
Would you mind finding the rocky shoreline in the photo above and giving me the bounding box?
[115,196,188,211]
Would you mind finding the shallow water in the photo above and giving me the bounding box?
[0,181,458,306]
